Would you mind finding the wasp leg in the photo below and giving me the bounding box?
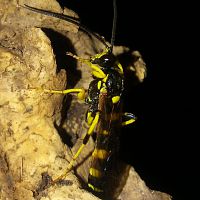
[66,52,106,79]
[44,88,85,100]
[51,111,100,184]
[122,112,136,126]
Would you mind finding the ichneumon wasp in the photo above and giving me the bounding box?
[22,0,137,198]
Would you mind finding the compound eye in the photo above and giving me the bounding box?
[100,54,115,67]
[103,56,110,63]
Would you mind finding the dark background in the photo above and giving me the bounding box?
[58,1,197,199]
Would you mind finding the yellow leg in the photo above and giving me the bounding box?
[66,52,106,79]
[52,112,100,184]
[122,112,136,126]
[44,88,85,100]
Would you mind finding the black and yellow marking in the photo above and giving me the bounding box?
[22,1,137,198]
[87,88,136,196]
[87,89,121,194]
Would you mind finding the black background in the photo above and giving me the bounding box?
[58,1,197,199]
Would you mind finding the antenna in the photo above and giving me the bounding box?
[22,4,110,49]
[110,0,117,52]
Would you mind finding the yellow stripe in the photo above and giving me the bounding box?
[102,130,109,135]
[122,118,136,126]
[117,62,124,74]
[102,74,108,83]
[88,112,100,135]
[88,183,103,192]
[90,48,108,59]
[91,65,106,78]
[97,81,102,90]
[87,112,94,125]
[92,149,108,159]
[89,167,102,178]
[112,96,120,104]
[100,87,107,93]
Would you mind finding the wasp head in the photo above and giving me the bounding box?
[91,52,116,71]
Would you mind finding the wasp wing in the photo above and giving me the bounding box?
[88,91,130,199]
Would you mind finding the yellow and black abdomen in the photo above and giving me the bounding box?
[87,90,122,197]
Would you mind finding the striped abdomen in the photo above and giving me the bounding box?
[88,90,122,197]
